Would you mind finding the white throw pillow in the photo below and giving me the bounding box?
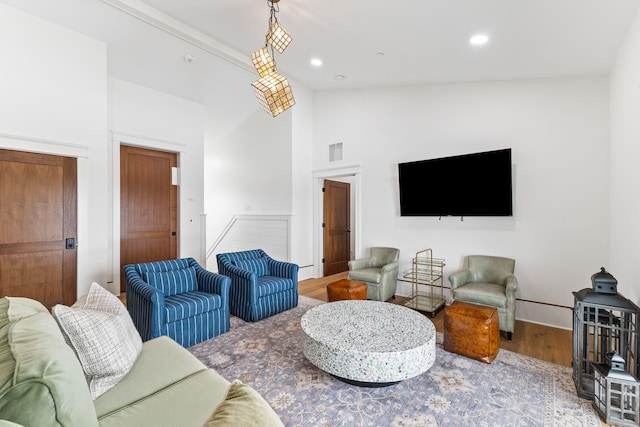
[52,282,143,399]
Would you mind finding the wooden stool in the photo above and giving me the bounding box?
[444,301,500,364]
[327,279,368,302]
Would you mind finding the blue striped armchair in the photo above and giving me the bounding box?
[124,258,230,348]
[216,249,298,322]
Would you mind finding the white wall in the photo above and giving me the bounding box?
[108,78,206,291]
[204,105,294,267]
[0,5,210,297]
[610,8,640,306]
[313,77,610,329]
[202,79,315,277]
[291,83,315,278]
[0,4,109,297]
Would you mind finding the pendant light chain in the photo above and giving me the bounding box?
[266,0,279,66]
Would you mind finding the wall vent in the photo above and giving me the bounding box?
[329,142,343,162]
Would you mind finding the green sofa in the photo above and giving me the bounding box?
[0,296,231,427]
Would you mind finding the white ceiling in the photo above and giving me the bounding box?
[3,0,640,106]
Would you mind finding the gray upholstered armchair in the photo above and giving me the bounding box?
[347,247,400,301]
[448,255,518,340]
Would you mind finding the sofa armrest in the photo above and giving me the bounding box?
[192,262,231,298]
[124,265,165,341]
[448,269,473,290]
[505,274,518,299]
[348,258,371,271]
[381,261,399,274]
[220,262,254,281]
[267,258,299,280]
[217,260,259,303]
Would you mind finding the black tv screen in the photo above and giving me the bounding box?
[398,148,513,217]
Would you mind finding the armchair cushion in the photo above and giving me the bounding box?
[164,291,222,323]
[450,282,507,308]
[257,276,297,297]
[233,257,270,277]
[144,267,197,297]
[347,268,382,284]
[370,247,399,268]
[469,256,515,284]
[137,258,190,274]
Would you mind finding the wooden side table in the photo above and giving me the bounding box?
[326,279,368,302]
[443,301,500,364]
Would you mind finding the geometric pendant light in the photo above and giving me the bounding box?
[251,71,295,118]
[251,47,276,78]
[251,0,295,117]
[266,21,292,54]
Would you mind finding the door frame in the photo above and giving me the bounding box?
[110,132,188,293]
[312,165,361,278]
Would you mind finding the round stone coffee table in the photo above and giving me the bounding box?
[301,300,436,386]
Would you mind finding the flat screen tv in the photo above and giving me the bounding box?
[398,148,513,217]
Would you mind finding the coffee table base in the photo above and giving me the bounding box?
[332,374,400,388]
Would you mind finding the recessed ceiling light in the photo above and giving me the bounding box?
[335,75,345,80]
[310,58,322,67]
[469,34,489,46]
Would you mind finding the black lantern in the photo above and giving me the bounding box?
[593,352,640,427]
[573,267,640,399]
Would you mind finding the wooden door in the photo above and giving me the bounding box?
[323,179,350,276]
[120,146,177,291]
[0,149,77,307]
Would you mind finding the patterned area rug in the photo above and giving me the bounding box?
[189,296,599,427]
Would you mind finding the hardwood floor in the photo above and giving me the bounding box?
[299,272,574,367]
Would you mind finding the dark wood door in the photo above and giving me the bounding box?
[0,149,77,307]
[120,146,177,291]
[323,179,350,276]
